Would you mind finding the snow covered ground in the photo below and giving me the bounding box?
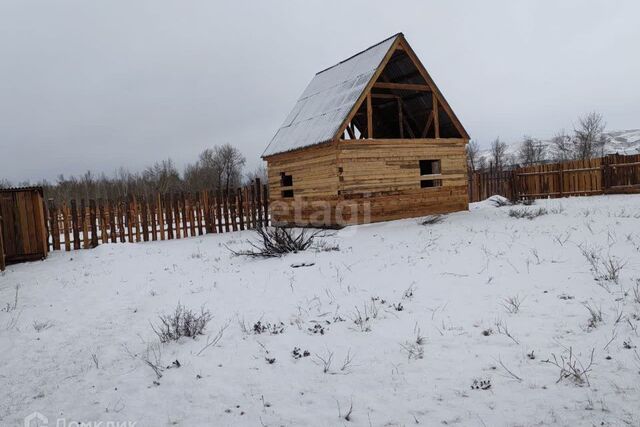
[2,195,640,426]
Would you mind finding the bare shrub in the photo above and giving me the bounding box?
[152,303,212,343]
[502,295,524,314]
[230,227,330,258]
[579,245,625,285]
[314,350,334,373]
[633,281,640,305]
[350,300,378,332]
[337,399,354,422]
[584,303,603,330]
[340,349,355,372]
[508,207,548,220]
[543,347,595,386]
[495,319,519,344]
[32,320,53,332]
[143,342,164,380]
[400,342,424,360]
[421,215,444,226]
[1,285,19,313]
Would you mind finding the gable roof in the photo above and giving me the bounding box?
[262,33,468,158]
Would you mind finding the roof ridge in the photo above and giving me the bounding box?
[315,32,402,76]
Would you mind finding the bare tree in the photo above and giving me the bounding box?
[245,164,268,185]
[518,136,546,166]
[466,140,480,173]
[490,138,509,171]
[143,159,182,194]
[573,112,607,160]
[550,129,573,162]
[216,144,246,193]
[0,178,13,189]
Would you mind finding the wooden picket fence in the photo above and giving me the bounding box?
[45,179,269,252]
[468,154,640,202]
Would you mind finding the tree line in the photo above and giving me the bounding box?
[0,143,267,204]
[467,112,610,172]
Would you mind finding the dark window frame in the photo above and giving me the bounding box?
[280,172,294,198]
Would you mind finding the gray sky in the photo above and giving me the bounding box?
[1,0,639,183]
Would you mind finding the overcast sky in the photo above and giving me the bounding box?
[1,0,639,183]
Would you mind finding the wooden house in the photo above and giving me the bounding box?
[262,33,469,226]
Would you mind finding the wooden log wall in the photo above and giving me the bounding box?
[45,180,269,252]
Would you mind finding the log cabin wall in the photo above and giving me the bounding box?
[265,138,468,226]
[265,142,340,225]
[337,138,468,224]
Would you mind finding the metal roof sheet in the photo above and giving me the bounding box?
[262,34,400,157]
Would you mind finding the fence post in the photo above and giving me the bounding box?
[0,212,5,271]
[254,179,263,228]
[262,183,269,227]
[558,163,564,198]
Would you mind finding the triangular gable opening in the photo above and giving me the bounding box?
[338,37,467,141]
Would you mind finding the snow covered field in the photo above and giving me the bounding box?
[2,195,640,426]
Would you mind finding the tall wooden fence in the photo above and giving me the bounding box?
[469,154,640,203]
[45,179,269,252]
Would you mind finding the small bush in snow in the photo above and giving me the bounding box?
[420,215,444,225]
[230,226,330,258]
[633,281,640,305]
[1,285,19,313]
[32,320,53,332]
[253,321,285,335]
[543,347,594,386]
[350,301,378,332]
[508,207,548,220]
[152,303,212,343]
[580,246,625,285]
[400,342,424,360]
[502,295,524,314]
[584,303,603,330]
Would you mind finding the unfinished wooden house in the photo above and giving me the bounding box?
[262,33,469,226]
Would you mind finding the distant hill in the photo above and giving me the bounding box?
[479,129,640,165]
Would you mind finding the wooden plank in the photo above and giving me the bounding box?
[237,187,245,231]
[80,199,89,248]
[141,196,149,242]
[222,190,230,232]
[116,200,125,243]
[71,199,80,250]
[49,199,61,250]
[263,184,269,226]
[372,82,432,91]
[432,95,440,139]
[62,202,71,251]
[216,190,224,233]
[125,196,133,243]
[157,194,165,241]
[133,196,141,242]
[366,93,373,139]
[108,200,117,243]
[254,179,263,228]
[89,199,98,248]
[188,193,196,237]
[195,192,203,235]
[165,193,174,240]
[149,198,157,241]
[0,213,4,271]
